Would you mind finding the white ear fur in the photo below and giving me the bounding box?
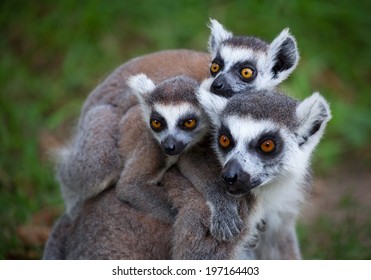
[266,28,299,86]
[127,73,156,101]
[197,78,228,126]
[207,18,233,57]
[296,92,331,149]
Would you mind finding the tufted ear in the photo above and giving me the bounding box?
[127,73,156,103]
[207,18,233,58]
[266,28,299,87]
[295,92,331,150]
[197,78,228,126]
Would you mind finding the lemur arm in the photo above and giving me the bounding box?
[162,167,242,259]
[177,146,244,241]
[115,172,177,223]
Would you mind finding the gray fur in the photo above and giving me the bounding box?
[49,19,303,259]
[198,86,332,259]
[44,167,255,260]
[116,75,244,241]
[146,76,200,107]
[207,19,299,96]
[221,89,299,130]
[57,50,210,217]
[224,36,269,52]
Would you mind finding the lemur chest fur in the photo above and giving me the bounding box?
[148,155,179,185]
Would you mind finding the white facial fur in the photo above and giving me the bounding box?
[128,73,209,155]
[207,19,299,92]
[150,103,208,149]
[214,114,320,232]
[216,116,307,189]
[197,79,228,126]
[198,83,331,218]
[218,46,274,91]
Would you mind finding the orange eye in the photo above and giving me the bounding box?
[150,119,162,129]
[240,67,254,79]
[210,62,220,73]
[184,118,197,129]
[260,139,275,153]
[219,134,231,148]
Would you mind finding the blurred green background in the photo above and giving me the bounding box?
[1,0,370,259]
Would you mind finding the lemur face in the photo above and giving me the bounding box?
[129,74,209,156]
[197,84,331,196]
[206,19,299,97]
[148,102,207,155]
[215,116,299,196]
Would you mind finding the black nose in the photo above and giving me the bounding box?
[164,144,176,154]
[210,75,234,98]
[221,172,238,185]
[211,79,224,91]
[161,136,185,156]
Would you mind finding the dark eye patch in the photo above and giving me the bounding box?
[217,124,235,152]
[249,130,283,158]
[210,53,225,77]
[232,60,257,82]
[150,111,167,132]
[178,113,199,130]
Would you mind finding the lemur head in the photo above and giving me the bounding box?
[128,74,208,156]
[205,19,299,97]
[198,84,331,196]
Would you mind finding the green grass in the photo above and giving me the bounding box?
[1,0,370,259]
[298,216,371,260]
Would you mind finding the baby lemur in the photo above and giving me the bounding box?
[116,74,242,241]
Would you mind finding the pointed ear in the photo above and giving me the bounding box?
[207,18,233,57]
[266,28,299,86]
[127,74,155,102]
[197,78,228,126]
[295,92,331,149]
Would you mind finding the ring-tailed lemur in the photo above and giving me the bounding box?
[57,50,210,217]
[58,19,299,219]
[53,19,302,258]
[117,74,242,241]
[206,19,299,97]
[44,83,329,260]
[197,82,331,259]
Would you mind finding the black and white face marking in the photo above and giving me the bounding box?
[210,52,259,98]
[128,73,209,157]
[214,116,298,196]
[149,102,208,156]
[198,76,331,197]
[207,19,299,98]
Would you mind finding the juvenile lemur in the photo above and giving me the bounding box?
[57,50,210,217]
[115,74,243,241]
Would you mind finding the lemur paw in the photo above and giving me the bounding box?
[210,205,243,241]
[244,233,260,249]
[256,219,266,232]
